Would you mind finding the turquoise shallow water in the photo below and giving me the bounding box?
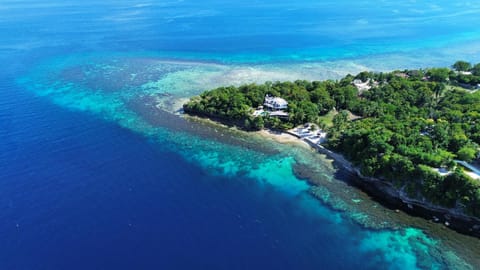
[17,53,479,269]
[2,0,480,269]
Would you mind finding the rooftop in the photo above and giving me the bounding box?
[353,79,377,92]
[269,111,289,118]
[264,95,288,110]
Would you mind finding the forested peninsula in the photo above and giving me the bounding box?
[184,61,480,234]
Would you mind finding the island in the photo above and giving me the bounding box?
[183,61,480,236]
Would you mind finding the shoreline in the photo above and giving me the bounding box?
[142,102,480,265]
[254,127,480,238]
[254,129,311,149]
[179,105,480,238]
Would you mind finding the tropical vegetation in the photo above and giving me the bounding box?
[184,61,480,217]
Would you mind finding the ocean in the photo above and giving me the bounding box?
[1,0,480,269]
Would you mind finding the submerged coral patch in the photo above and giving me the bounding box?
[18,52,478,269]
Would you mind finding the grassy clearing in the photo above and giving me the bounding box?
[317,110,337,127]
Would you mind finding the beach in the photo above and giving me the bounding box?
[255,129,311,148]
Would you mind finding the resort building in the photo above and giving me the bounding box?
[264,95,288,111]
[269,111,289,118]
[251,95,289,118]
[352,79,373,92]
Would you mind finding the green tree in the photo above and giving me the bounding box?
[472,63,480,76]
[427,68,451,82]
[457,145,477,162]
[430,121,450,149]
[332,110,349,132]
[432,83,446,100]
[452,60,472,72]
[311,87,335,114]
[251,116,265,130]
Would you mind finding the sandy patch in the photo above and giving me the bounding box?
[255,129,311,149]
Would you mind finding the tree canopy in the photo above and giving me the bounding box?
[452,60,472,72]
[184,61,480,218]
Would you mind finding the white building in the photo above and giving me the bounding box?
[264,95,288,110]
[269,111,289,118]
[353,79,372,91]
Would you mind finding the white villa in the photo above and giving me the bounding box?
[264,95,288,111]
[352,79,372,92]
[252,95,289,118]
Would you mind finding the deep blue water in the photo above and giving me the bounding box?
[0,81,372,269]
[2,0,480,269]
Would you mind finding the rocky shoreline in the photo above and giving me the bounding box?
[311,142,480,238]
[253,124,480,238]
[180,105,480,238]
